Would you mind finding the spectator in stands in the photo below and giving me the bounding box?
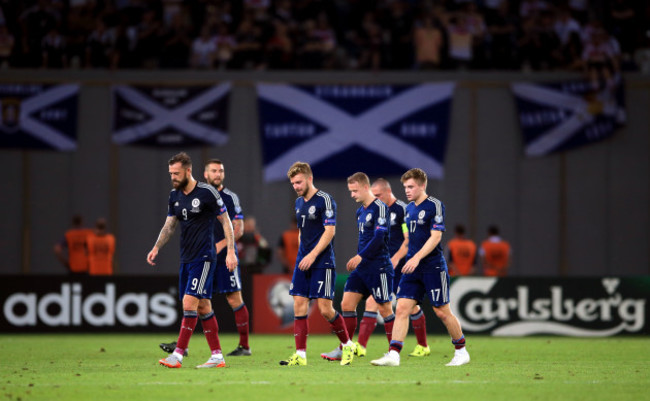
[480,225,511,277]
[134,9,162,68]
[518,11,562,70]
[53,214,92,275]
[87,218,116,276]
[190,24,217,69]
[414,13,444,69]
[85,18,117,68]
[231,15,263,69]
[386,0,413,69]
[213,23,236,69]
[356,13,384,70]
[0,24,15,68]
[265,20,293,69]
[607,0,637,61]
[159,11,191,69]
[19,0,59,67]
[486,0,518,69]
[582,26,620,89]
[41,27,67,68]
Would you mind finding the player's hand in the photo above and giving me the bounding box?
[225,250,237,272]
[298,253,316,271]
[146,247,158,266]
[402,256,420,274]
[346,255,362,271]
[390,255,401,270]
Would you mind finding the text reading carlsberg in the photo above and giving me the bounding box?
[450,277,647,336]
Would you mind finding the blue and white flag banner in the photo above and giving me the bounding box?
[0,83,79,150]
[257,83,455,182]
[112,83,230,147]
[512,79,626,157]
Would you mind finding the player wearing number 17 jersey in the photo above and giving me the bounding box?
[280,162,354,367]
[371,168,469,367]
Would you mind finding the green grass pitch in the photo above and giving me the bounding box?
[1,333,648,401]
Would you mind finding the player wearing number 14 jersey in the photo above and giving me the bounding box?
[371,168,469,367]
[321,172,395,363]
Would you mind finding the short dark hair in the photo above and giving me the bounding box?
[455,225,466,235]
[488,225,500,236]
[205,158,223,167]
[168,152,192,168]
[371,178,391,189]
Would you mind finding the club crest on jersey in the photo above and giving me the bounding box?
[435,215,443,223]
[417,210,426,224]
[191,198,201,213]
[390,212,397,225]
[308,205,316,219]
[325,209,333,218]
[377,216,386,225]
[235,206,242,213]
[217,198,224,207]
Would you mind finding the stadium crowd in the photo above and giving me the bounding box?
[0,0,647,71]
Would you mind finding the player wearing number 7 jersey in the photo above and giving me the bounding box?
[280,162,354,367]
[321,172,395,364]
[371,168,469,367]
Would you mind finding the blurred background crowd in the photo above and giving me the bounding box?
[0,0,648,72]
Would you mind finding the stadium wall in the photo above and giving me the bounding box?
[0,70,648,277]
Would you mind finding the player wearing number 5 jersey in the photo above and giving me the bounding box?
[147,152,238,369]
[280,162,354,367]
[321,173,395,363]
[371,168,469,367]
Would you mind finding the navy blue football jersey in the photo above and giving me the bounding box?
[404,196,446,268]
[387,199,408,256]
[168,182,227,263]
[356,199,391,268]
[295,190,336,269]
[213,187,244,243]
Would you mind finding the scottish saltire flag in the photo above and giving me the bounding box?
[112,83,230,147]
[0,84,79,150]
[512,79,626,157]
[257,83,455,182]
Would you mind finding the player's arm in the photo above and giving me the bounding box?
[402,230,442,274]
[347,225,388,271]
[233,218,244,241]
[391,225,409,268]
[217,212,238,272]
[298,225,335,271]
[147,216,179,266]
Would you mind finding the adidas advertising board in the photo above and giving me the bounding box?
[450,277,649,336]
[1,276,180,332]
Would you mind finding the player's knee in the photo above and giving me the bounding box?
[433,306,452,321]
[378,302,393,317]
[226,292,243,309]
[317,304,335,320]
[340,299,356,312]
[395,302,412,318]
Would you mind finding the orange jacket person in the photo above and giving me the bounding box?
[87,218,116,275]
[480,225,511,277]
[53,215,92,274]
[447,225,477,276]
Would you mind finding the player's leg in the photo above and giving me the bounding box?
[357,296,379,352]
[371,297,416,366]
[160,262,210,368]
[280,267,309,366]
[321,290,363,361]
[408,304,430,357]
[371,271,422,367]
[426,268,469,366]
[314,268,355,365]
[195,298,226,368]
[225,290,251,356]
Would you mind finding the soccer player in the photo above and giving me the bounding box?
[280,161,355,366]
[321,173,395,363]
[147,152,238,369]
[354,178,431,358]
[159,159,251,357]
[371,168,470,367]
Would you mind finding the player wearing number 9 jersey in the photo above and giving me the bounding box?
[146,152,238,370]
[280,161,354,367]
[371,168,470,368]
